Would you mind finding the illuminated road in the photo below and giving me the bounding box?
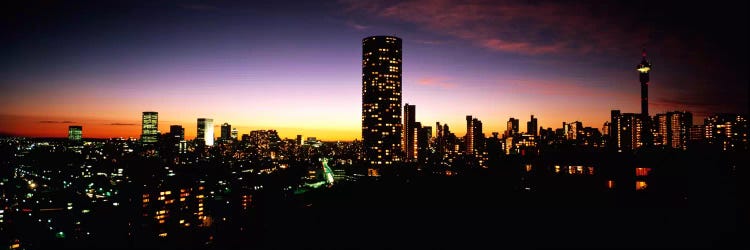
[322,158,334,185]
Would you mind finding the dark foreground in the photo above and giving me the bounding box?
[5,151,745,249]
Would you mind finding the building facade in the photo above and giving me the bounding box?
[68,126,82,141]
[196,118,214,146]
[141,111,159,144]
[403,104,416,161]
[361,36,403,167]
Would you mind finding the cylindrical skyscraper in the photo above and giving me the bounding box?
[362,36,402,167]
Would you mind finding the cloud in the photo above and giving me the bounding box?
[500,78,626,99]
[39,120,76,124]
[482,39,565,55]
[417,77,455,89]
[413,39,446,45]
[106,123,137,126]
[345,20,370,30]
[341,0,650,56]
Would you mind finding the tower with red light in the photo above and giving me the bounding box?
[637,49,652,116]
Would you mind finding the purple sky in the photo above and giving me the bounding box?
[1,0,747,140]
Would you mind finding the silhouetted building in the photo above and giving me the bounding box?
[579,127,603,147]
[466,115,474,155]
[418,125,432,164]
[465,116,484,157]
[170,125,185,141]
[296,135,303,146]
[563,121,583,141]
[220,123,231,141]
[168,125,186,154]
[637,49,653,146]
[68,126,82,141]
[231,128,238,140]
[689,125,705,143]
[362,35,402,167]
[196,118,214,146]
[473,118,484,156]
[141,111,159,144]
[602,122,610,136]
[637,49,652,116]
[403,104,417,161]
[506,118,519,137]
[527,115,538,136]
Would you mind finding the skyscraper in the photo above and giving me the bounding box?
[527,115,538,136]
[68,126,82,141]
[506,118,519,137]
[170,125,185,141]
[362,36,402,167]
[417,125,432,164]
[466,115,474,155]
[197,118,214,146]
[141,111,159,144]
[403,104,416,161]
[668,111,692,150]
[169,125,186,153]
[472,117,484,156]
[610,110,643,151]
[220,123,231,141]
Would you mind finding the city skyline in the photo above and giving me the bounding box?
[2,0,747,141]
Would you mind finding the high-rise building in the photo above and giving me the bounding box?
[436,122,448,154]
[403,104,417,161]
[170,125,185,141]
[610,110,643,151]
[669,112,692,150]
[527,115,538,136]
[296,135,303,146]
[466,115,474,155]
[704,114,748,151]
[473,118,484,156]
[220,123,231,141]
[602,122,610,136]
[231,128,238,140]
[506,118,519,137]
[196,118,214,146]
[141,111,159,144]
[465,116,484,156]
[361,35,402,167]
[169,125,186,153]
[655,114,668,146]
[655,111,692,149]
[417,125,432,164]
[68,126,82,141]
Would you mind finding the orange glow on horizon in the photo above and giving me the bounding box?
[0,114,361,141]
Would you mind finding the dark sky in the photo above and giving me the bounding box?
[1,0,747,139]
